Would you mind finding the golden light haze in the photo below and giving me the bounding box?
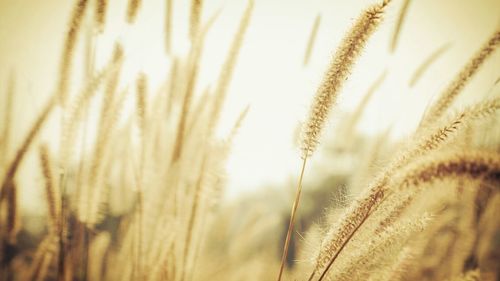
[0,0,498,200]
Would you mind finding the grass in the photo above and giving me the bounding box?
[0,0,499,280]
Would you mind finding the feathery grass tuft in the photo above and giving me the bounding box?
[58,0,88,106]
[279,2,393,280]
[39,145,61,235]
[301,0,392,158]
[420,28,500,127]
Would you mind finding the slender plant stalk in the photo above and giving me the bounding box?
[277,156,307,281]
[208,0,254,134]
[0,73,14,167]
[227,105,250,142]
[390,0,412,53]
[5,181,18,244]
[420,28,500,128]
[58,0,88,106]
[309,187,386,281]
[39,145,62,235]
[303,14,321,66]
[0,95,56,202]
[165,0,173,54]
[170,33,205,164]
[344,70,386,141]
[170,12,219,164]
[127,0,142,23]
[287,2,393,280]
[95,0,107,31]
[189,0,203,41]
[135,73,147,281]
[181,153,207,281]
[409,43,451,87]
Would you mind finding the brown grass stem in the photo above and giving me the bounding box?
[277,156,308,281]
[0,73,15,167]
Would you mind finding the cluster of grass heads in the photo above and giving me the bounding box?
[0,0,252,280]
[275,1,500,280]
[0,0,499,280]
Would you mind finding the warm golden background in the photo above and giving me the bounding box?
[0,0,499,280]
[1,0,498,202]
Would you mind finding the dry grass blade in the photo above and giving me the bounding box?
[0,73,15,166]
[190,0,203,41]
[4,181,19,244]
[136,73,148,137]
[409,43,451,87]
[134,72,147,280]
[83,88,127,225]
[303,14,321,66]
[165,58,179,118]
[0,95,56,202]
[208,0,254,134]
[390,0,412,53]
[59,63,115,170]
[171,31,207,164]
[127,0,142,23]
[95,0,107,32]
[165,0,173,54]
[39,145,62,235]
[277,157,308,281]
[181,154,208,281]
[58,0,88,106]
[420,28,500,128]
[344,70,387,141]
[227,105,250,143]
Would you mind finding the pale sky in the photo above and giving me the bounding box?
[1,0,499,203]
